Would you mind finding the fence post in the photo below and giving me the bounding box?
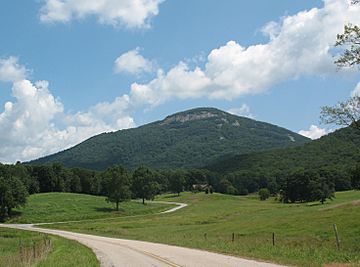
[333,224,340,250]
[272,232,275,246]
[232,233,235,242]
[19,239,23,261]
[33,241,36,259]
[204,233,207,241]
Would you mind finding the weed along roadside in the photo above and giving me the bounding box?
[0,230,52,267]
[0,227,99,267]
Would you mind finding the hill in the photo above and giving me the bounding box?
[7,193,171,223]
[207,126,360,179]
[30,107,309,170]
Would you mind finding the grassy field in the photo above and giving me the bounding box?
[0,227,99,267]
[8,192,172,223]
[42,191,360,267]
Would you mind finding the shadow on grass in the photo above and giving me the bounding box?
[94,207,124,213]
[3,211,23,222]
[161,194,179,199]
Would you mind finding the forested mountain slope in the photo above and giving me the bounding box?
[207,126,360,176]
[30,107,309,170]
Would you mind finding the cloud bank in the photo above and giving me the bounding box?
[128,0,360,107]
[0,58,134,163]
[40,0,164,28]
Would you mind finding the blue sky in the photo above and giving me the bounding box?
[0,0,359,163]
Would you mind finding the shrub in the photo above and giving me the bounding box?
[259,188,270,201]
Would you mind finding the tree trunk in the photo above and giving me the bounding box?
[116,201,119,211]
[142,197,145,205]
[0,204,5,221]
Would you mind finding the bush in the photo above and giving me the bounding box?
[259,188,270,201]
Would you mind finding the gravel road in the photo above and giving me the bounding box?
[0,202,286,267]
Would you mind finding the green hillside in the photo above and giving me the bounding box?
[7,193,171,223]
[207,126,360,177]
[30,107,309,170]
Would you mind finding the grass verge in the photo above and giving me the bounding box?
[0,227,99,267]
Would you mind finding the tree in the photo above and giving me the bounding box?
[217,178,237,195]
[321,1,360,131]
[351,163,360,189]
[103,166,131,211]
[280,169,335,204]
[32,165,57,192]
[0,176,28,221]
[321,96,360,131]
[132,166,159,204]
[309,176,335,204]
[258,188,270,201]
[334,24,360,68]
[168,170,185,196]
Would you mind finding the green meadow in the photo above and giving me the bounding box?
[42,191,360,267]
[0,227,99,267]
[8,192,172,223]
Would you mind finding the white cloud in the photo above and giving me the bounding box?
[0,60,135,163]
[351,82,360,97]
[40,0,164,28]
[298,125,329,140]
[228,104,254,118]
[125,0,360,106]
[130,62,212,107]
[0,57,28,83]
[114,48,153,75]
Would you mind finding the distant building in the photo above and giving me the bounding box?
[191,184,213,193]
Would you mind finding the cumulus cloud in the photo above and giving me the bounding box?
[228,104,254,118]
[130,63,212,107]
[40,0,164,28]
[0,61,135,163]
[298,125,329,140]
[351,82,360,97]
[126,0,360,106]
[114,48,153,75]
[0,57,28,83]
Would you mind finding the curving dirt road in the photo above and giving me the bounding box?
[0,202,286,267]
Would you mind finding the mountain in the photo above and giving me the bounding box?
[207,125,360,177]
[30,107,310,170]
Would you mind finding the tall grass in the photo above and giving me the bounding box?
[0,229,51,267]
[0,228,99,267]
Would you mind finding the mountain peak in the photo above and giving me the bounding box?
[160,107,227,125]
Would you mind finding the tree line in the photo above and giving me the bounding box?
[1,160,360,220]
